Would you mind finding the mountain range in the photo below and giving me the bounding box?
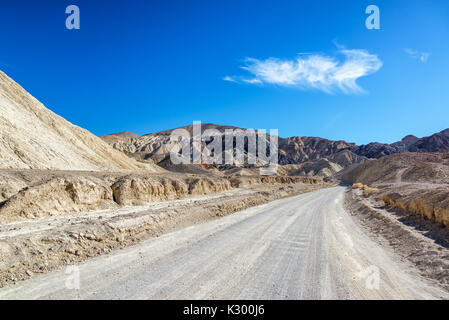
[101,124,449,177]
[349,129,449,158]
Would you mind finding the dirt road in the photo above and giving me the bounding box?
[0,187,447,299]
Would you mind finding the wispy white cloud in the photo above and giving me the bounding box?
[242,78,262,84]
[404,48,431,63]
[223,76,237,82]
[224,48,383,94]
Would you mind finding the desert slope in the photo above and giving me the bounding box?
[0,71,161,172]
[341,152,449,228]
[339,152,449,185]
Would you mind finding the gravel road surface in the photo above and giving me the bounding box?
[1,187,447,300]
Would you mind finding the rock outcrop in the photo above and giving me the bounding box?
[0,170,322,222]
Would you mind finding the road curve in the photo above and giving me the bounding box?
[0,187,447,300]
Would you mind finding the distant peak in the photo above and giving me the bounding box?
[401,135,419,143]
[116,131,140,136]
[103,131,140,138]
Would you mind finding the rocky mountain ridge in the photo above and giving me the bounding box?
[102,124,449,178]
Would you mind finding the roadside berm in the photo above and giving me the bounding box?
[0,170,321,223]
[0,170,325,287]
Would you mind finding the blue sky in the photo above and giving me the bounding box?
[0,0,448,144]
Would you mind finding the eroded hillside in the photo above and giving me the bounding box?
[0,71,162,172]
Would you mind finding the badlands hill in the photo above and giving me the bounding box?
[340,152,449,186]
[101,124,242,162]
[342,152,449,229]
[102,124,356,163]
[101,131,141,145]
[101,124,365,178]
[0,71,162,172]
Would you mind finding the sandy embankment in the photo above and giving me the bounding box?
[0,169,325,287]
[0,170,320,223]
[345,188,449,292]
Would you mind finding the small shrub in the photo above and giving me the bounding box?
[415,198,434,220]
[408,200,417,213]
[382,195,394,207]
[434,208,449,228]
[394,200,407,212]
[363,186,380,196]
